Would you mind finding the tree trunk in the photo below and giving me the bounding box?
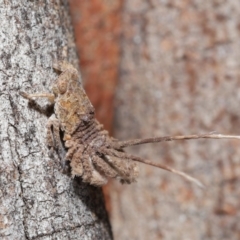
[109,1,240,240]
[0,1,112,239]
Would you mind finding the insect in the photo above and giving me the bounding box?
[21,61,239,187]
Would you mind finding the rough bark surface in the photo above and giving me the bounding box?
[110,1,240,240]
[0,1,112,239]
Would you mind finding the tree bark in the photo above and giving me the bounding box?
[0,1,112,239]
[109,1,240,240]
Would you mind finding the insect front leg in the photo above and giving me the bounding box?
[20,92,55,103]
[46,115,68,172]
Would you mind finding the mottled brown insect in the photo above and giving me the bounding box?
[22,61,238,187]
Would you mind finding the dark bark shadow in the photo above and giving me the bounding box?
[72,177,113,237]
[27,99,54,117]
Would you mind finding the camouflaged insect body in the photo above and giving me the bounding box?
[47,62,138,186]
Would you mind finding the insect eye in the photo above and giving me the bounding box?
[58,80,67,94]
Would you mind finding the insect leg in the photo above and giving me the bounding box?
[46,115,67,171]
[80,152,107,186]
[69,146,84,177]
[92,154,118,179]
[65,140,79,160]
[20,91,55,103]
[93,148,138,184]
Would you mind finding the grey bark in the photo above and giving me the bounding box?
[110,1,240,240]
[0,1,112,239]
